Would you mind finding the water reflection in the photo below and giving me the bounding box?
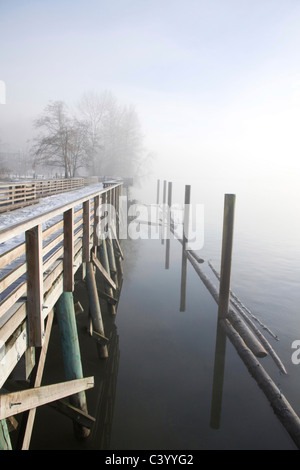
[210,320,227,430]
[89,323,120,449]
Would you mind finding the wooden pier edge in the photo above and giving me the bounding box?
[0,181,124,450]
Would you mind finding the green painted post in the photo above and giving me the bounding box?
[0,420,12,450]
[56,292,90,439]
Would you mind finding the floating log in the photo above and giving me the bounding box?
[221,318,300,449]
[208,261,287,375]
[208,260,278,341]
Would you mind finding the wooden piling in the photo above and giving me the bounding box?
[86,262,109,359]
[99,238,116,315]
[165,182,172,270]
[162,180,167,244]
[106,228,118,288]
[210,320,227,430]
[55,292,91,440]
[218,194,236,319]
[180,185,191,311]
[156,179,160,205]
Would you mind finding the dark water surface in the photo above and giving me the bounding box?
[29,180,300,450]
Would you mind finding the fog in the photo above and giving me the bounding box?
[1,0,300,207]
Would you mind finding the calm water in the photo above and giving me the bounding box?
[30,177,300,450]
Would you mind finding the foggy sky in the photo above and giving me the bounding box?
[1,0,300,191]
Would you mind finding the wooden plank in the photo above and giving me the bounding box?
[0,282,27,321]
[0,324,28,388]
[0,377,94,420]
[26,224,44,347]
[49,400,96,429]
[0,243,25,270]
[42,232,64,257]
[0,263,27,294]
[92,253,117,290]
[21,310,54,450]
[92,330,109,346]
[63,208,74,292]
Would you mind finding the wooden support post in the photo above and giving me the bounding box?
[55,292,91,439]
[93,195,100,247]
[162,180,167,244]
[63,208,74,292]
[156,179,160,205]
[99,239,116,315]
[165,182,172,269]
[99,190,116,315]
[183,184,191,249]
[26,224,44,347]
[210,320,227,430]
[0,420,12,450]
[218,194,236,319]
[83,199,91,263]
[106,228,118,288]
[180,185,191,312]
[86,262,108,359]
[18,310,54,450]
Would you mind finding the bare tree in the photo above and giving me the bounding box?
[32,101,89,178]
[77,91,117,174]
[77,91,146,178]
[32,92,151,180]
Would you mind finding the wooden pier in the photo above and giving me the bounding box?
[0,181,123,450]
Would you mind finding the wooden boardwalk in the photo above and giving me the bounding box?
[0,178,85,213]
[0,181,123,449]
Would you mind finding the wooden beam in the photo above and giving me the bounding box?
[26,224,44,347]
[49,399,96,429]
[92,253,117,290]
[0,377,94,420]
[110,223,124,259]
[92,330,109,346]
[20,310,54,450]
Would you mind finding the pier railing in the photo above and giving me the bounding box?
[0,178,85,212]
[0,182,123,448]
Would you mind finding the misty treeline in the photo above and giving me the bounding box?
[32,91,151,179]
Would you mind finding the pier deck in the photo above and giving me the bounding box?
[0,181,123,449]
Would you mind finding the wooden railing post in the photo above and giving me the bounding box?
[82,200,91,263]
[93,195,100,247]
[26,224,44,347]
[218,194,236,319]
[63,208,74,292]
